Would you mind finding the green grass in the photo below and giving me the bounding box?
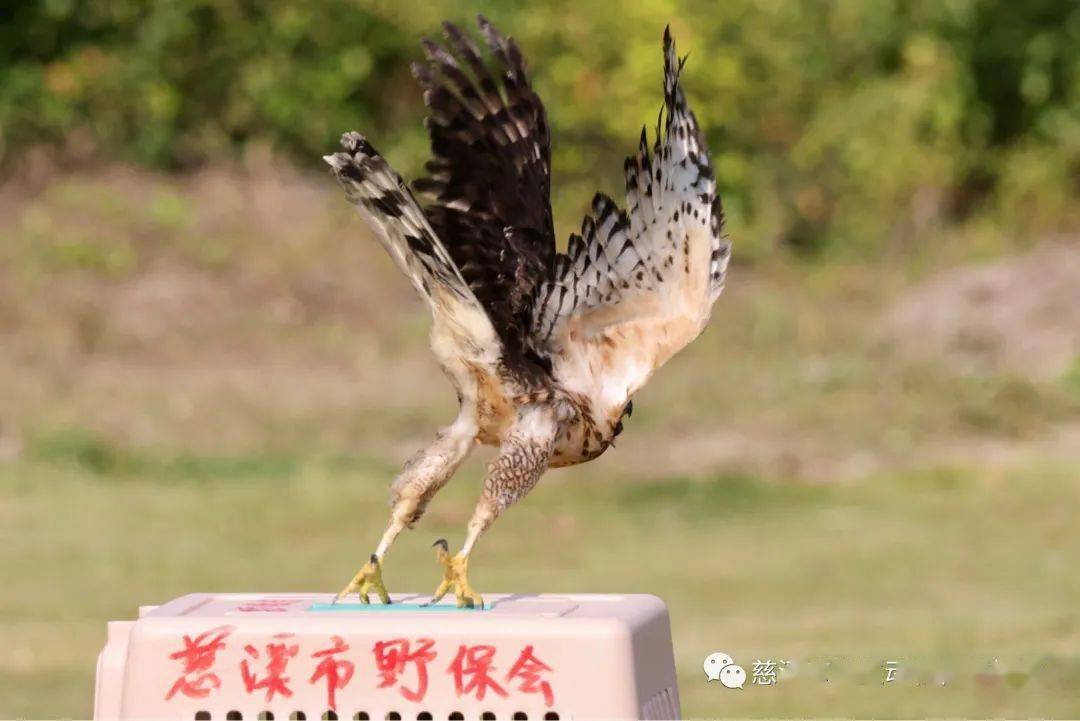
[1,165,1078,717]
[2,456,1078,718]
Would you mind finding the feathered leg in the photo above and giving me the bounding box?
[334,412,477,603]
[428,405,558,608]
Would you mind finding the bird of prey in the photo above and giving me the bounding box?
[324,17,730,608]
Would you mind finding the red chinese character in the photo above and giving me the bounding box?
[448,645,507,701]
[165,625,235,700]
[241,633,299,701]
[236,598,296,612]
[309,636,355,711]
[505,645,555,707]
[373,638,437,702]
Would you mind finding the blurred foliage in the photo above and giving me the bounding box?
[2,0,1079,256]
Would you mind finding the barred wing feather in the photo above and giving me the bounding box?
[324,132,501,364]
[531,27,731,406]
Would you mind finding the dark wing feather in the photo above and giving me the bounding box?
[412,16,555,358]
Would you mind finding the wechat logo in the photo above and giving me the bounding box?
[704,651,746,689]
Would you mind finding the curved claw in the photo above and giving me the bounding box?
[427,541,484,609]
[333,554,391,605]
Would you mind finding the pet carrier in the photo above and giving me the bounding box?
[94,593,680,720]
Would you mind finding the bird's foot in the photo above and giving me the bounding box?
[426,539,483,609]
[333,554,390,605]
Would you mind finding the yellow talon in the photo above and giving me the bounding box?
[428,539,484,609]
[333,554,391,605]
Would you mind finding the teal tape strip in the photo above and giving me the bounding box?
[308,603,482,613]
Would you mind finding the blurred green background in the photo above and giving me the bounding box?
[1,0,1079,718]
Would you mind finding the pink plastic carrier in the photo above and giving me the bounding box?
[94,593,681,720]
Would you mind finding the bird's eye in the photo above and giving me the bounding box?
[624,400,634,418]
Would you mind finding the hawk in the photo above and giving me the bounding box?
[324,17,730,607]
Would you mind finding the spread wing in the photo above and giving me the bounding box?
[530,28,731,408]
[324,133,502,367]
[412,16,556,359]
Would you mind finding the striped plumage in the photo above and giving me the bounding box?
[324,18,730,607]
